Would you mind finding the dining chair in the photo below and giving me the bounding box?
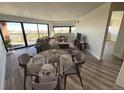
[63,53,85,89]
[18,53,41,89]
[18,53,31,89]
[32,73,60,90]
[48,52,60,73]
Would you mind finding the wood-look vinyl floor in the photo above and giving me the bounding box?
[4,41,124,90]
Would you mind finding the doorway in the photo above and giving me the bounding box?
[103,11,124,60]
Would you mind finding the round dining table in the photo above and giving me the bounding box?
[27,45,85,90]
[28,49,74,79]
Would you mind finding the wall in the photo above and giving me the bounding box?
[113,14,124,59]
[0,34,6,89]
[116,60,124,88]
[75,3,111,60]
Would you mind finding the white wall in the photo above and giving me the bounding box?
[75,3,111,60]
[116,60,124,88]
[113,14,124,59]
[0,34,6,89]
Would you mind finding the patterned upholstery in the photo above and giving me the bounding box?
[18,53,32,89]
[18,53,31,67]
[27,63,42,75]
[32,75,58,90]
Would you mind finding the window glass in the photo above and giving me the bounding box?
[54,27,62,33]
[1,22,25,49]
[54,27,70,33]
[61,27,69,33]
[23,23,38,45]
[71,27,76,33]
[38,24,48,37]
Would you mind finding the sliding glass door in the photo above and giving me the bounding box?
[0,22,25,49]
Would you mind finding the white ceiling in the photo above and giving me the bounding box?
[0,2,104,21]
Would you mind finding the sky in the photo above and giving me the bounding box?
[7,22,48,32]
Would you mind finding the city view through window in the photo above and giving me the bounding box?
[53,26,75,33]
[0,22,48,49]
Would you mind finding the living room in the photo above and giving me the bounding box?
[0,1,124,92]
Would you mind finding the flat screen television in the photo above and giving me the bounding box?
[76,33,82,41]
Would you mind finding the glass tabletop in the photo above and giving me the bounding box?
[28,47,85,77]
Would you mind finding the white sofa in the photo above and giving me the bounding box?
[52,33,75,42]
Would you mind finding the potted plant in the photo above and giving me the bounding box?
[2,36,12,54]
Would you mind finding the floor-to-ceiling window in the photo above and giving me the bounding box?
[0,22,25,49]
[0,21,49,50]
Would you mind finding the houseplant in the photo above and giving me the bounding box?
[2,36,12,52]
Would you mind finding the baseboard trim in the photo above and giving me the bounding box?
[86,50,101,62]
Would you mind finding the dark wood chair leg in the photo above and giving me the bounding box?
[55,74,61,90]
[24,76,26,90]
[75,64,84,89]
[24,69,26,90]
[77,73,83,88]
[35,76,39,83]
[64,75,67,90]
